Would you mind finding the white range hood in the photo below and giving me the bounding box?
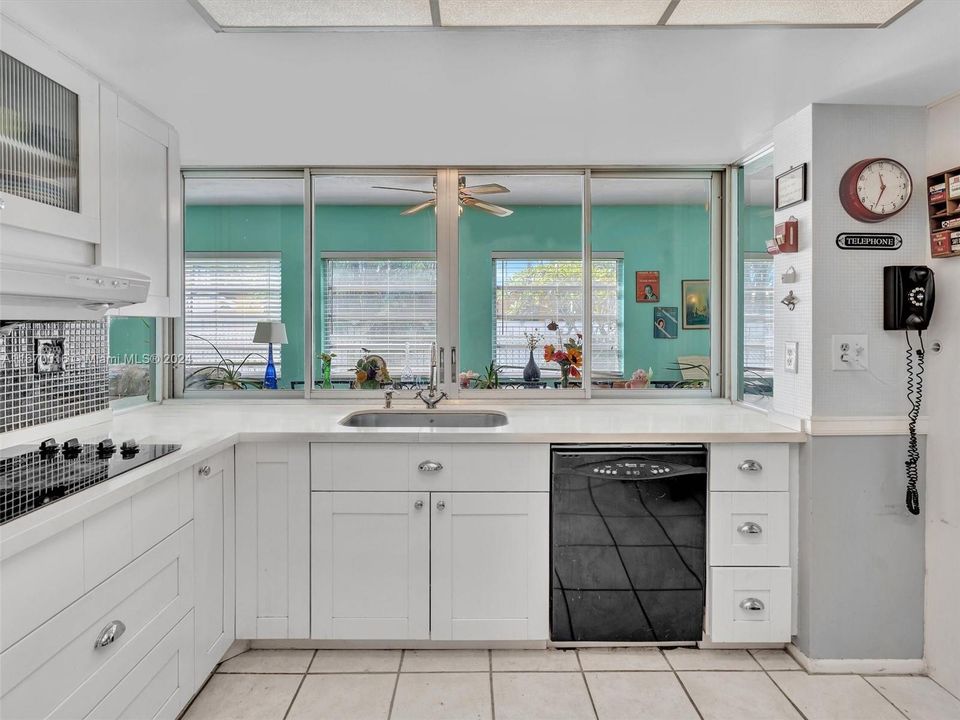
[0,257,150,320]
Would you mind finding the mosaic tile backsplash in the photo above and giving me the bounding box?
[1,320,108,433]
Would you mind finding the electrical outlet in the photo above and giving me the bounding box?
[832,334,868,371]
[784,342,798,373]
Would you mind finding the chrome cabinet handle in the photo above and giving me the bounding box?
[450,346,457,383]
[94,620,126,649]
[198,465,211,476]
[436,499,446,511]
[738,459,763,473]
[739,598,765,612]
[414,499,424,510]
[439,347,445,385]
[737,521,763,536]
[418,460,443,472]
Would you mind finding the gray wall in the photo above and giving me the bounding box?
[796,436,925,660]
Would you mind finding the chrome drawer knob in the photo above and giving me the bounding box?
[738,459,763,473]
[739,598,765,612]
[94,620,125,649]
[414,499,424,510]
[198,465,211,476]
[436,499,446,511]
[418,460,443,472]
[737,521,763,535]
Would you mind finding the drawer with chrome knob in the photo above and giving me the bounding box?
[738,459,763,473]
[709,444,788,491]
[709,492,788,566]
[709,567,790,642]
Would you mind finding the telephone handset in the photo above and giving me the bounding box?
[884,265,935,516]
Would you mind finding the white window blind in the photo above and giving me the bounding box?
[184,254,282,377]
[742,255,775,372]
[321,258,437,377]
[493,258,622,375]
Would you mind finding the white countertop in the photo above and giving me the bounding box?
[1,400,802,557]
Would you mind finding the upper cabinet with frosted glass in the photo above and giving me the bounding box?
[1,20,101,246]
[1,17,182,316]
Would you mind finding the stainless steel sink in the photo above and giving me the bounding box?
[339,410,508,428]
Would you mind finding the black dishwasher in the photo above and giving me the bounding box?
[551,445,707,644]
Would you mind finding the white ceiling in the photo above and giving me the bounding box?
[185,175,713,205]
[1,1,957,168]
[192,0,917,29]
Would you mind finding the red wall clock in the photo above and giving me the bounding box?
[839,157,912,223]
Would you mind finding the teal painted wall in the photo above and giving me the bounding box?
[108,317,155,362]
[184,205,305,384]
[183,203,711,385]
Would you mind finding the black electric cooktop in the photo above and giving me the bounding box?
[0,437,181,525]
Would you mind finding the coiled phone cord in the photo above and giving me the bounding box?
[904,330,924,515]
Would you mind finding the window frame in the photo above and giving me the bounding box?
[174,167,726,402]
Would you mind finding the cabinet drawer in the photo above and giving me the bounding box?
[709,444,789,491]
[709,567,791,643]
[88,610,195,720]
[709,492,789,567]
[0,525,194,720]
[0,470,191,653]
[311,443,549,492]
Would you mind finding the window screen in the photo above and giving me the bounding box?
[321,258,437,378]
[184,254,282,377]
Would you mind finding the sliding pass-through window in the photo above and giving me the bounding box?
[312,174,438,391]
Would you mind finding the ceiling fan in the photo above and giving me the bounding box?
[372,176,513,217]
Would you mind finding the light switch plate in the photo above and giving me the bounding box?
[784,342,798,373]
[832,334,868,371]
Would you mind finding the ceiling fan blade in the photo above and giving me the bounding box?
[400,199,436,216]
[462,197,513,217]
[464,183,510,195]
[371,185,435,195]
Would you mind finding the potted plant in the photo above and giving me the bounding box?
[185,334,264,390]
[543,329,583,388]
[354,351,390,390]
[317,351,336,389]
[475,361,502,390]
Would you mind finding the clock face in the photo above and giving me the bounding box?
[839,157,912,222]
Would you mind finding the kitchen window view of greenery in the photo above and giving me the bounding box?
[738,151,776,408]
[174,172,724,396]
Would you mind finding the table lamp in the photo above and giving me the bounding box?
[253,321,287,389]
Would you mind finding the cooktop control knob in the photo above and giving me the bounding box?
[97,439,116,456]
[39,438,59,455]
[62,438,82,457]
[120,439,140,456]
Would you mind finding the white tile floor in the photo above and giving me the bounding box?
[182,648,960,720]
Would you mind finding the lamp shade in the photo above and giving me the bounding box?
[253,321,287,344]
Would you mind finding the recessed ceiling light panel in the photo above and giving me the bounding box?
[666,0,917,27]
[439,0,671,26]
[194,0,434,29]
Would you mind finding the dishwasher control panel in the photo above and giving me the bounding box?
[573,458,699,479]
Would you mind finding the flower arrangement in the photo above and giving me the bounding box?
[354,352,390,390]
[458,370,479,389]
[543,326,583,387]
[523,330,544,350]
[625,367,653,389]
[317,351,336,389]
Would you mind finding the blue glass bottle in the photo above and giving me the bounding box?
[263,343,278,389]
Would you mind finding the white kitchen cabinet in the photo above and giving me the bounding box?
[0,20,101,247]
[431,492,549,641]
[235,442,310,639]
[193,449,235,685]
[311,492,430,640]
[708,491,789,567]
[709,567,792,643]
[99,86,182,317]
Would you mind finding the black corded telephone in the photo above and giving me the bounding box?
[884,266,936,515]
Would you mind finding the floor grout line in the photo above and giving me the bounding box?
[859,676,912,720]
[575,649,601,720]
[280,650,315,720]
[757,664,810,720]
[673,666,706,720]
[924,674,960,703]
[489,650,496,720]
[386,650,404,720]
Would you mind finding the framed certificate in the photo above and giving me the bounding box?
[775,163,806,211]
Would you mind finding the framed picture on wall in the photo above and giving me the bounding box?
[653,307,678,339]
[635,271,660,302]
[775,163,806,210]
[682,280,710,329]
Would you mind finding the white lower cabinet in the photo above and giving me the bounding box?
[235,442,310,639]
[709,567,792,643]
[311,492,430,640]
[88,611,195,720]
[193,450,236,685]
[431,492,549,641]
